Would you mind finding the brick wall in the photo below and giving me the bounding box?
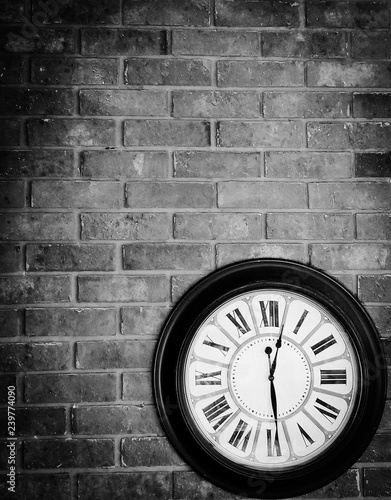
[0,0,390,498]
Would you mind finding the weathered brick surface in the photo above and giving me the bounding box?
[218,121,303,148]
[307,122,391,149]
[2,27,76,54]
[0,57,25,83]
[123,0,211,26]
[310,244,391,270]
[0,276,71,304]
[122,372,153,401]
[0,150,75,177]
[0,342,70,371]
[306,1,389,28]
[355,153,391,177]
[262,31,347,58]
[352,31,391,59]
[0,474,71,500]
[121,306,170,336]
[218,61,304,87]
[0,407,66,436]
[307,61,391,88]
[309,182,391,210]
[215,0,300,27]
[0,309,22,337]
[122,437,184,466]
[0,244,23,272]
[31,0,121,24]
[0,181,24,207]
[0,119,20,146]
[0,88,74,115]
[264,92,351,118]
[76,340,155,369]
[0,213,76,241]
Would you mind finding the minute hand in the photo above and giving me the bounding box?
[270,323,284,376]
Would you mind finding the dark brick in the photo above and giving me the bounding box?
[0,119,20,146]
[174,151,261,178]
[309,182,391,210]
[264,92,351,118]
[81,29,167,55]
[0,0,24,22]
[353,93,391,118]
[364,468,391,497]
[0,276,70,305]
[262,31,347,58]
[24,438,114,469]
[0,213,76,241]
[355,153,391,177]
[357,214,391,239]
[0,342,70,371]
[0,375,16,404]
[26,244,116,272]
[358,275,391,302]
[0,309,22,337]
[2,28,75,54]
[310,243,391,270]
[31,0,121,24]
[25,373,117,403]
[306,1,389,28]
[352,31,391,59]
[366,306,391,336]
[26,307,117,337]
[31,57,118,85]
[78,275,169,303]
[122,437,184,466]
[81,213,171,240]
[0,245,23,272]
[0,407,65,436]
[171,274,205,302]
[0,57,25,83]
[76,340,155,369]
[122,372,153,400]
[218,60,304,87]
[217,243,305,268]
[0,474,70,500]
[218,121,303,148]
[174,470,246,499]
[0,150,75,177]
[0,181,24,207]
[77,473,172,500]
[81,151,168,178]
[28,119,116,147]
[172,29,259,56]
[215,0,300,27]
[307,61,391,88]
[124,58,211,86]
[0,88,74,115]
[121,306,170,336]
[360,434,391,462]
[123,0,210,26]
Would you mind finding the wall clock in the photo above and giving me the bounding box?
[154,259,387,498]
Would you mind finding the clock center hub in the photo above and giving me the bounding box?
[230,337,311,419]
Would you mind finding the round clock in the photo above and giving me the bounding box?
[154,259,387,498]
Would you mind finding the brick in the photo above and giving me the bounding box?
[124,119,210,147]
[31,0,120,24]
[352,32,391,59]
[353,93,391,119]
[81,213,170,241]
[357,214,391,240]
[0,181,24,207]
[218,60,304,87]
[26,244,116,272]
[80,89,168,116]
[265,151,353,179]
[0,0,24,21]
[0,150,75,177]
[307,122,391,150]
[366,306,391,336]
[171,274,205,302]
[307,61,391,88]
[121,306,170,336]
[126,181,215,208]
[174,471,240,500]
[217,244,305,267]
[28,119,116,147]
[0,245,22,272]
[32,181,122,208]
[78,473,172,500]
[122,437,184,466]
[0,474,70,500]
[81,151,168,178]
[122,372,153,401]
[174,213,263,240]
[124,58,212,86]
[364,468,391,497]
[306,1,389,28]
[310,243,391,270]
[78,275,168,303]
[218,181,307,209]
[31,57,118,85]
[309,182,391,210]
[0,342,70,371]
[24,438,114,469]
[173,90,260,118]
[123,0,210,26]
[26,307,116,337]
[359,275,391,302]
[380,401,391,429]
[2,28,75,54]
[123,243,213,270]
[218,121,303,148]
[355,153,391,177]
[0,119,20,146]
[0,407,65,436]
[360,434,391,462]
[264,92,351,118]
[0,276,70,305]
[0,213,75,241]
[262,31,347,58]
[81,29,167,56]
[25,373,117,403]
[0,375,16,403]
[0,57,25,83]
[0,309,22,337]
[215,0,300,27]
[76,340,155,369]
[267,213,354,240]
[174,151,261,178]
[0,88,74,115]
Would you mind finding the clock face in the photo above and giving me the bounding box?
[183,289,360,470]
[154,259,387,498]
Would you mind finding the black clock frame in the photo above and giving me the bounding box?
[153,259,387,498]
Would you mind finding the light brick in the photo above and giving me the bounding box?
[262,31,347,58]
[264,92,351,118]
[76,340,155,369]
[218,121,303,148]
[366,306,391,336]
[357,214,391,240]
[121,306,170,336]
[307,61,391,88]
[122,372,153,400]
[0,276,71,305]
[309,182,391,210]
[310,244,391,270]
[0,213,75,241]
[80,90,168,116]
[217,244,305,267]
[359,275,391,303]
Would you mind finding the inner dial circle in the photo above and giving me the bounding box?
[230,337,311,419]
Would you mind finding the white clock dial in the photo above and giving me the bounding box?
[184,290,360,470]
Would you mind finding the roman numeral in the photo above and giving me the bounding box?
[259,301,279,328]
[311,334,337,355]
[195,370,222,385]
[267,428,282,456]
[228,419,252,452]
[203,395,232,431]
[293,310,309,334]
[320,369,347,385]
[314,398,340,423]
[298,423,315,447]
[226,308,251,336]
[203,336,230,356]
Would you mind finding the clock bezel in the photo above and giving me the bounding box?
[153,259,387,498]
